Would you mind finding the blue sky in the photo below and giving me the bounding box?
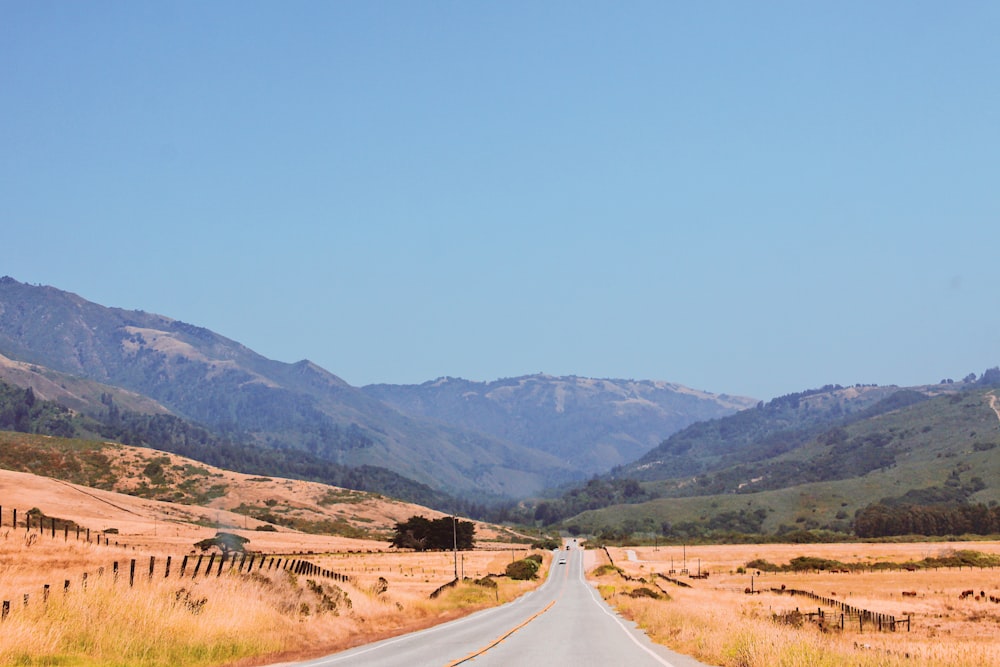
[3,2,998,401]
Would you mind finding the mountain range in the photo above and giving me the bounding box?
[0,277,751,499]
[363,375,755,474]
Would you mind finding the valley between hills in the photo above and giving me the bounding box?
[3,277,1000,666]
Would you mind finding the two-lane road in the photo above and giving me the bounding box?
[288,547,710,667]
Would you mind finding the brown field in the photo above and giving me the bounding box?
[8,464,1000,666]
[0,434,523,545]
[0,468,544,666]
[594,542,1000,667]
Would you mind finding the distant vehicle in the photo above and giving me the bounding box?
[558,558,567,565]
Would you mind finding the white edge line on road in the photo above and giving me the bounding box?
[578,555,677,667]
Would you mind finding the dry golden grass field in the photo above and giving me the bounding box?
[0,468,543,666]
[6,462,1000,667]
[594,542,1000,667]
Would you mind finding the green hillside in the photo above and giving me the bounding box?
[619,384,923,481]
[565,387,1000,540]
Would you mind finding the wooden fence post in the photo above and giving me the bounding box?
[148,556,155,580]
[180,555,188,578]
[2,600,8,621]
[129,559,136,587]
[43,585,50,603]
[113,562,119,581]
[165,556,171,578]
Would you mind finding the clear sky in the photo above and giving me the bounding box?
[2,2,998,401]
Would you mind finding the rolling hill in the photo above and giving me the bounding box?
[561,383,1000,537]
[0,429,520,544]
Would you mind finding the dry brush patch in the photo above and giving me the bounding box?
[590,542,1000,667]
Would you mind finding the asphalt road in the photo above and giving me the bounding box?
[289,547,712,667]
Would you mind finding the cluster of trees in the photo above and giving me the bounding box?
[578,507,772,544]
[854,502,1000,538]
[0,385,75,437]
[531,477,653,526]
[389,515,475,551]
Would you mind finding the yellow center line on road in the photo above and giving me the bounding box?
[444,600,556,666]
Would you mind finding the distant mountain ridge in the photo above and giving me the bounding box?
[0,277,754,499]
[364,375,756,474]
[0,277,570,497]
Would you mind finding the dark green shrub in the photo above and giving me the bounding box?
[506,558,540,580]
[628,587,662,599]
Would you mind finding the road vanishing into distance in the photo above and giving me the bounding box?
[287,545,711,667]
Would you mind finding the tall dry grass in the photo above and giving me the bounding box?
[592,543,1000,667]
[1,570,287,666]
[605,585,999,667]
[0,530,544,666]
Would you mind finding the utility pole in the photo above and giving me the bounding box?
[452,515,458,580]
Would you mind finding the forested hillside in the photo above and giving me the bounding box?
[619,384,909,481]
[532,377,1000,541]
[0,381,456,511]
